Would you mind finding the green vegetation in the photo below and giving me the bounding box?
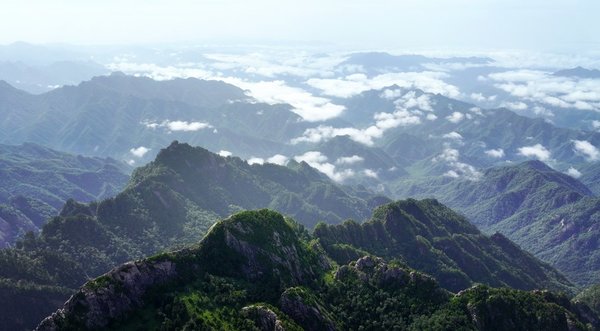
[0,142,374,330]
[575,285,600,315]
[314,199,574,294]
[392,160,600,287]
[38,209,599,331]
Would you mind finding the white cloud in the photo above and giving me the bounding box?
[130,146,150,158]
[363,169,378,179]
[220,78,345,122]
[470,93,497,102]
[127,159,136,166]
[489,69,600,112]
[426,113,438,121]
[292,90,425,146]
[485,148,505,158]
[203,52,344,78]
[292,108,420,146]
[502,101,528,111]
[166,120,212,131]
[392,91,434,112]
[307,71,460,99]
[566,167,582,178]
[294,151,355,182]
[106,62,213,81]
[442,131,463,140]
[468,107,484,116]
[143,120,213,132]
[336,155,364,165]
[266,154,289,165]
[433,147,481,181]
[532,106,554,117]
[247,157,265,165]
[218,150,233,157]
[444,170,460,178]
[572,140,600,161]
[446,112,464,123]
[518,143,551,161]
[593,120,600,130]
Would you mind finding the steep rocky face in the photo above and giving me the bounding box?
[241,305,288,331]
[193,209,331,290]
[280,287,336,331]
[36,260,177,330]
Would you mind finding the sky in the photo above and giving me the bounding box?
[1,0,599,52]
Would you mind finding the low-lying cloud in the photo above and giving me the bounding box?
[130,146,150,158]
[489,70,600,112]
[292,91,428,146]
[566,167,582,178]
[336,155,364,165]
[143,120,213,132]
[484,148,505,158]
[446,112,465,123]
[518,143,551,161]
[307,71,460,99]
[433,147,481,181]
[572,140,600,161]
[221,78,345,122]
[294,151,355,182]
[266,154,289,166]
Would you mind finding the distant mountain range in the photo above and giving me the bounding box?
[554,66,600,79]
[0,143,129,247]
[0,73,318,161]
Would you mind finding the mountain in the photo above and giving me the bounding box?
[0,141,379,330]
[36,209,597,331]
[317,135,406,181]
[393,160,600,286]
[554,67,600,79]
[0,142,580,330]
[0,74,311,161]
[0,143,129,247]
[314,199,574,293]
[0,60,108,94]
[575,285,600,316]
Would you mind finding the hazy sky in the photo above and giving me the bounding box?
[2,0,598,51]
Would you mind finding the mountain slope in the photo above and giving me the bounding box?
[37,209,597,331]
[0,143,129,247]
[0,141,377,330]
[314,198,574,293]
[0,74,310,161]
[393,160,600,286]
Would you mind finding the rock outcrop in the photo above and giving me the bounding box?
[36,259,176,330]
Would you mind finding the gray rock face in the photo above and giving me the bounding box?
[222,221,328,286]
[280,288,336,331]
[35,259,176,331]
[242,305,287,331]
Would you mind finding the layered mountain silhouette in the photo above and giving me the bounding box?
[0,142,581,330]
